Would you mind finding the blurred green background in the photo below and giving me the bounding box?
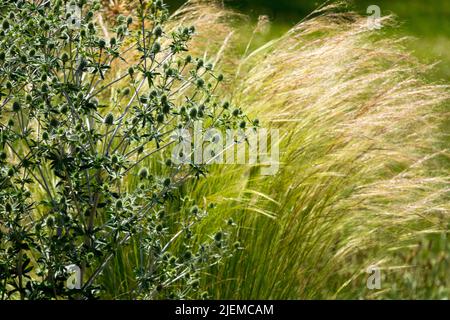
[166,0,450,80]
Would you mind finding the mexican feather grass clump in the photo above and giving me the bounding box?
[12,0,446,299]
[136,0,449,299]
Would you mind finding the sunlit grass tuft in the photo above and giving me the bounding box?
[103,0,450,299]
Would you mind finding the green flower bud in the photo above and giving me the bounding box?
[185,55,192,64]
[214,231,223,242]
[163,177,171,187]
[196,78,204,87]
[156,224,163,232]
[42,131,49,140]
[5,202,12,213]
[162,103,170,114]
[156,113,164,123]
[98,39,106,48]
[165,158,172,166]
[184,251,192,260]
[104,112,114,125]
[46,216,54,228]
[50,118,59,127]
[154,26,163,37]
[116,199,123,209]
[239,121,246,129]
[189,108,198,119]
[41,83,49,93]
[7,167,14,177]
[139,95,148,104]
[138,167,149,180]
[0,151,7,160]
[2,19,10,30]
[128,67,134,76]
[111,155,119,164]
[12,101,21,112]
[61,53,69,63]
[127,16,133,25]
[232,109,240,117]
[151,42,161,53]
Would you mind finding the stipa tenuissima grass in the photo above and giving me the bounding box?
[99,0,450,299]
[156,1,450,299]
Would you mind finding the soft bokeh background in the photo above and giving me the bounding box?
[165,0,450,80]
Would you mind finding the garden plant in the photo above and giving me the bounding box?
[0,0,449,300]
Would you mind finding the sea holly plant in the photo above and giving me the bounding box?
[0,0,249,299]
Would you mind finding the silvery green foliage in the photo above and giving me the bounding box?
[0,0,247,299]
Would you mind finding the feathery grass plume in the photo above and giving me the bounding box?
[96,1,450,299]
[167,0,246,80]
[162,1,450,299]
